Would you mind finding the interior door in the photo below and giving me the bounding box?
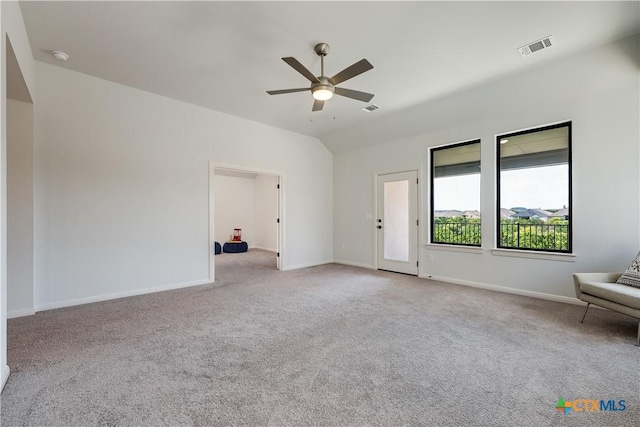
[376,171,418,275]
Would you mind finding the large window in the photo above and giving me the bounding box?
[497,122,571,252]
[430,140,481,246]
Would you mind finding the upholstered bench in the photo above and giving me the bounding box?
[214,242,222,255]
[223,241,248,253]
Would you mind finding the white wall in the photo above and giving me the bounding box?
[334,35,640,300]
[253,174,278,251]
[7,98,33,317]
[214,174,255,245]
[34,61,333,310]
[1,0,36,392]
[2,3,34,99]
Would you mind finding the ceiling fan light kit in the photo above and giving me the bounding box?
[267,43,374,112]
[312,77,334,101]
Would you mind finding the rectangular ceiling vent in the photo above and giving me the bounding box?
[518,35,554,57]
[362,104,380,112]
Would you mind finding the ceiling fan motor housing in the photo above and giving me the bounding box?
[311,76,334,100]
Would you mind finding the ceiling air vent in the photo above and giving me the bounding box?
[518,35,554,57]
[362,104,380,112]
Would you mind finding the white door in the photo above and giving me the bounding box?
[376,171,418,275]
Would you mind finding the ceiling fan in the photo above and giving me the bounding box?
[267,43,374,112]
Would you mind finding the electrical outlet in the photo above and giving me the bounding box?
[341,244,346,252]
[428,254,434,262]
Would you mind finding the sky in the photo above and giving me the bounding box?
[433,165,569,211]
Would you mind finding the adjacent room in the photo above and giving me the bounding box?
[212,168,280,271]
[0,1,639,425]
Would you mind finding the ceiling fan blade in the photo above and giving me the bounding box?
[282,57,320,83]
[312,99,324,112]
[266,88,309,95]
[334,87,375,103]
[329,59,373,85]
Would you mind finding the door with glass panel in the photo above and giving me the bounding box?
[376,171,418,275]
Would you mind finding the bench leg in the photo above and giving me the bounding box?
[580,303,590,323]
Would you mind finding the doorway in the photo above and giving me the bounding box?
[208,163,283,282]
[376,170,418,275]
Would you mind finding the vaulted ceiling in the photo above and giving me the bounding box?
[20,1,640,153]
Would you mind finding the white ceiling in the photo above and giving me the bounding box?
[19,1,640,153]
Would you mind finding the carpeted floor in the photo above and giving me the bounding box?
[1,249,638,426]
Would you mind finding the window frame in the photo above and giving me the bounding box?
[495,121,572,253]
[429,138,482,247]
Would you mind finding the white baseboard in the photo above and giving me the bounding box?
[282,259,333,271]
[7,308,36,319]
[333,260,376,270]
[421,274,582,305]
[250,246,277,253]
[35,279,212,312]
[1,365,9,392]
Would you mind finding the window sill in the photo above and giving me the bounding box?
[425,243,484,254]
[491,248,576,262]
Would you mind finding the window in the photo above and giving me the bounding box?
[496,122,571,252]
[430,140,481,246]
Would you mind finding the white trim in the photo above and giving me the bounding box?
[281,260,333,271]
[426,243,484,254]
[250,246,277,253]
[210,162,285,273]
[208,162,216,282]
[416,166,424,275]
[7,307,35,319]
[1,365,9,392]
[34,279,211,312]
[211,162,282,178]
[372,173,378,269]
[491,248,576,262]
[333,260,376,270]
[421,274,582,305]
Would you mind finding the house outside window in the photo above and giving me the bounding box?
[496,122,571,252]
[430,139,481,246]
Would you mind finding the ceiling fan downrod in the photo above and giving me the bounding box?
[314,43,330,77]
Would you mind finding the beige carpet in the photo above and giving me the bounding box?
[1,249,638,426]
